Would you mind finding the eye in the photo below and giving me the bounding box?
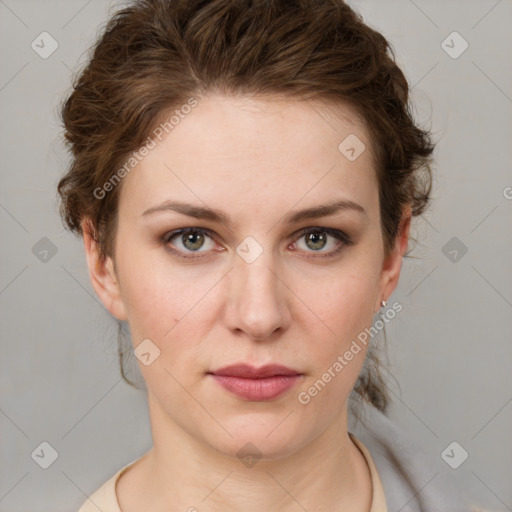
[162,228,219,258]
[291,227,352,257]
[161,226,352,260]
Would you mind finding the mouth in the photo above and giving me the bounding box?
[207,364,303,401]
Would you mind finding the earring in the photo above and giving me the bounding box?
[380,300,387,308]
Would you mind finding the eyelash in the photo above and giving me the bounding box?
[160,227,353,260]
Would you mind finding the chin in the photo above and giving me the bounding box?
[200,415,312,464]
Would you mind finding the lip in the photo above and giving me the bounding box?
[210,363,301,378]
[207,364,303,401]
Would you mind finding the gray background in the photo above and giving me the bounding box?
[0,0,511,511]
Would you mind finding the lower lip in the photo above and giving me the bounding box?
[209,374,302,401]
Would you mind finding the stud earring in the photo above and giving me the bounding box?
[380,300,387,308]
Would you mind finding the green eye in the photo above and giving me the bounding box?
[294,227,352,257]
[163,228,217,257]
[161,226,352,260]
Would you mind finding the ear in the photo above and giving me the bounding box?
[81,218,128,321]
[374,205,412,313]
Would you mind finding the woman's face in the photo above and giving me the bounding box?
[85,94,408,460]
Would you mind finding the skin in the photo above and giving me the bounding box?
[82,94,411,512]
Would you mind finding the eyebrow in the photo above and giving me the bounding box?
[141,198,367,228]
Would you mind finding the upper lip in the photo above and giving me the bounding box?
[209,364,301,378]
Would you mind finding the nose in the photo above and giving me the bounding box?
[224,252,291,341]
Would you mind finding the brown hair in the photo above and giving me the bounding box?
[57,0,435,414]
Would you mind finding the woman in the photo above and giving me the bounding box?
[57,0,486,510]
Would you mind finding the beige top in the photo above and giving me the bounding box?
[78,433,388,512]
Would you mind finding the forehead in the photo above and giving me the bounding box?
[162,93,370,157]
[118,94,378,221]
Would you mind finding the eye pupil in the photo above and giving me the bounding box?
[306,231,327,251]
[183,231,204,251]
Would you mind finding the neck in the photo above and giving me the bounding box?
[118,394,373,512]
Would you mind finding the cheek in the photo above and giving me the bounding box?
[295,273,378,412]
[293,256,381,403]
[116,245,220,339]
[116,255,231,399]
[297,260,379,342]
[119,266,213,391]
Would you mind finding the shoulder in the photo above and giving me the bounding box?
[348,399,491,512]
[77,458,140,512]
